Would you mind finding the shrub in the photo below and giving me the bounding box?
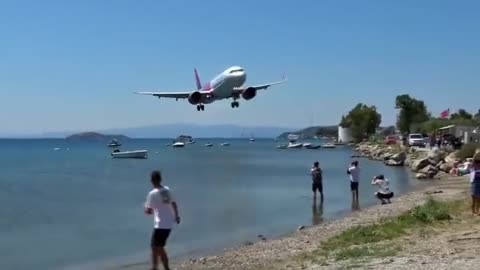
[456,143,480,161]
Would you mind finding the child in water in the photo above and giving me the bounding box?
[371,174,394,204]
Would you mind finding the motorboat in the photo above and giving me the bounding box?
[321,143,336,148]
[276,144,288,149]
[287,134,300,141]
[205,143,213,147]
[220,142,230,146]
[107,139,122,147]
[111,149,148,159]
[305,144,321,149]
[287,142,303,149]
[172,142,185,148]
[302,143,312,148]
[186,140,196,144]
[249,138,255,142]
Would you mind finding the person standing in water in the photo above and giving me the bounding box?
[144,170,181,270]
[347,161,360,204]
[310,161,324,203]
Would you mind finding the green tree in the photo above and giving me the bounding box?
[395,94,430,134]
[475,109,480,119]
[450,109,473,120]
[343,103,382,141]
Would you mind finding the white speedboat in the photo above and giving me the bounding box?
[276,144,288,149]
[172,142,185,148]
[302,143,312,148]
[205,143,213,147]
[305,144,321,149]
[107,139,122,147]
[287,142,303,149]
[111,150,148,159]
[321,143,336,148]
[220,142,230,146]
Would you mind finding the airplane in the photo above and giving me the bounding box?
[135,66,287,111]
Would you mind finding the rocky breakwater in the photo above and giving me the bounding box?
[354,142,459,180]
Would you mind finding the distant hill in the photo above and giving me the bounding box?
[65,132,130,142]
[277,126,338,140]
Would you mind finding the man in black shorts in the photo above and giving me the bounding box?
[144,170,181,270]
[310,161,324,203]
[347,161,360,205]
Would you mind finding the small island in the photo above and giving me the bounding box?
[65,132,130,142]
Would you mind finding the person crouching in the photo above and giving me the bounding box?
[371,175,394,204]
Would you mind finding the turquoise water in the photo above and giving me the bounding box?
[0,139,420,270]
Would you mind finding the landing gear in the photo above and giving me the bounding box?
[196,104,205,111]
[231,101,240,108]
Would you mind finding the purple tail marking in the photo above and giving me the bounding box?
[194,68,202,90]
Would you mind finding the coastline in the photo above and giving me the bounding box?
[119,175,469,270]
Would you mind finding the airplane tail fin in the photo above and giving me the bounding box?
[194,68,202,90]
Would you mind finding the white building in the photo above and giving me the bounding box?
[438,124,479,143]
[338,126,353,143]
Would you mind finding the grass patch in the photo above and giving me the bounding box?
[334,244,400,261]
[314,198,461,262]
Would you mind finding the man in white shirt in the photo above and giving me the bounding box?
[144,170,180,270]
[347,161,360,204]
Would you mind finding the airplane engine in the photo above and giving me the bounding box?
[241,87,256,100]
[188,91,202,105]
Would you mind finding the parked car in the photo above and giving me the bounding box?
[408,133,426,147]
[384,135,398,145]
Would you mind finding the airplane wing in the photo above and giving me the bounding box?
[233,74,287,93]
[135,91,190,99]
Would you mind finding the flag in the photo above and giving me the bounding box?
[440,108,449,119]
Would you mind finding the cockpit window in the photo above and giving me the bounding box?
[229,69,243,74]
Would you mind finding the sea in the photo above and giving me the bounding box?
[0,139,422,270]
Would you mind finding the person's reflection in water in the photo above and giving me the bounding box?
[351,198,360,211]
[312,197,324,225]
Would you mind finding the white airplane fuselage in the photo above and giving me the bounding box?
[135,65,286,111]
[200,66,247,103]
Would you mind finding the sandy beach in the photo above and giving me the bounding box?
[118,174,477,270]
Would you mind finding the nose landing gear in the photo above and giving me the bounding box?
[196,104,205,111]
[231,101,239,108]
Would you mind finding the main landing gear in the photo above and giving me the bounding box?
[196,104,205,111]
[231,101,240,108]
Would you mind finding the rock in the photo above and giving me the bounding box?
[391,152,407,163]
[382,153,394,160]
[411,158,431,172]
[419,165,439,178]
[385,159,404,166]
[434,171,448,179]
[416,173,428,179]
[445,152,459,164]
[439,163,453,173]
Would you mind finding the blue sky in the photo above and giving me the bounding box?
[1,0,479,135]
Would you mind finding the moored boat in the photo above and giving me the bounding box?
[321,143,336,148]
[287,142,303,149]
[111,149,148,159]
[172,142,185,148]
[305,144,321,149]
[107,139,122,147]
